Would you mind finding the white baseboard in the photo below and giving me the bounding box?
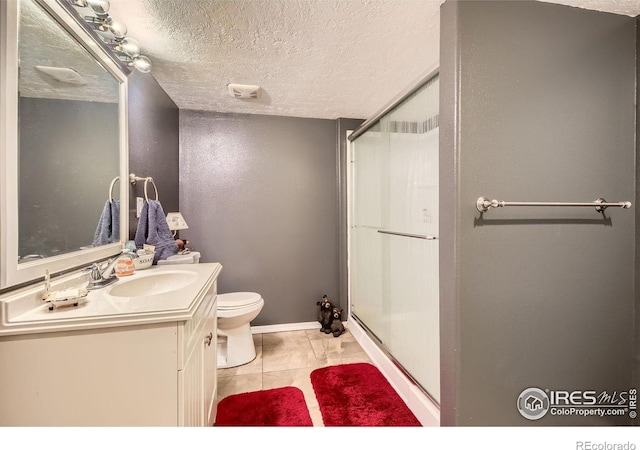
[347,317,441,427]
[251,321,320,334]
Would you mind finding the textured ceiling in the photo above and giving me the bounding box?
[539,0,640,16]
[108,0,443,119]
[103,0,640,120]
[19,0,119,103]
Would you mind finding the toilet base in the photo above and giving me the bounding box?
[217,323,257,369]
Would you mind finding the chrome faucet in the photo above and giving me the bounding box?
[86,257,120,290]
[100,257,121,280]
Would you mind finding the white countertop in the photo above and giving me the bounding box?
[0,263,222,337]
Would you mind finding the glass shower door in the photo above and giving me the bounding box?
[350,122,388,344]
[350,75,439,403]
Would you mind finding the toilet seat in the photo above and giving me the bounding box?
[217,292,263,310]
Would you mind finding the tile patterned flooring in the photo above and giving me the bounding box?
[216,327,371,426]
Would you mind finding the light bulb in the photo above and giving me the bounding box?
[87,0,110,17]
[119,37,140,57]
[131,55,152,73]
[108,19,127,39]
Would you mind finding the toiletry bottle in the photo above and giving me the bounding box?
[125,240,137,252]
[115,250,135,277]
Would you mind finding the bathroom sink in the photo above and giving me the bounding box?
[106,270,199,298]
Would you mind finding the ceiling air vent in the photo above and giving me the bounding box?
[35,66,87,85]
[228,83,261,99]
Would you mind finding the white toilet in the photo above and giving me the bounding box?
[216,292,264,369]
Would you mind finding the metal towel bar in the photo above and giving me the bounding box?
[129,173,159,201]
[476,197,632,213]
[377,230,438,240]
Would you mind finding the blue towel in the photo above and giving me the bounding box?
[92,200,120,246]
[134,199,178,264]
[111,200,120,243]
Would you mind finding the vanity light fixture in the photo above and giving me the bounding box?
[73,0,110,17]
[68,0,152,73]
[115,36,141,58]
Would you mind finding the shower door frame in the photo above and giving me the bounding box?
[345,68,441,407]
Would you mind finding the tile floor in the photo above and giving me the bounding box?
[216,326,371,426]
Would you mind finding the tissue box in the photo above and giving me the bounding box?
[134,252,155,270]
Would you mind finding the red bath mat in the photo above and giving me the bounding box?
[215,386,313,426]
[310,362,421,426]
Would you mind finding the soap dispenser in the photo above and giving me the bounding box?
[115,249,135,277]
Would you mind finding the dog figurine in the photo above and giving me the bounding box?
[317,295,334,333]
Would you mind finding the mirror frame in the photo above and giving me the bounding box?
[0,0,129,289]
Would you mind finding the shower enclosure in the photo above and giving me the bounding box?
[348,72,440,404]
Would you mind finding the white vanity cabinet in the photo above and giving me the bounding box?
[0,264,221,427]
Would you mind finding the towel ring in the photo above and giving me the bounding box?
[108,176,119,204]
[144,177,159,201]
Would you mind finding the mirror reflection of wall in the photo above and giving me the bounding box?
[17,0,120,262]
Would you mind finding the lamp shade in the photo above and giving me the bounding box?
[166,212,189,231]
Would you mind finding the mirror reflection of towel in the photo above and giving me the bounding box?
[134,199,178,264]
[92,200,120,246]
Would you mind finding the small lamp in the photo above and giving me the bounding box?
[166,212,189,237]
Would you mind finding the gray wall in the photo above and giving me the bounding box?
[19,97,119,257]
[179,111,340,326]
[127,71,180,239]
[636,16,640,396]
[15,71,179,265]
[440,0,636,426]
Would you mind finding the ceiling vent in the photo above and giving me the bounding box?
[35,66,87,85]
[228,83,261,99]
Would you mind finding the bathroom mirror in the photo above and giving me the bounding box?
[0,0,129,289]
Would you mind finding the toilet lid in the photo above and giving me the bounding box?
[217,292,263,310]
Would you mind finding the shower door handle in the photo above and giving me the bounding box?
[377,230,438,240]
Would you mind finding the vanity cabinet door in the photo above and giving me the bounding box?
[177,286,216,427]
[179,334,205,426]
[0,323,179,426]
[203,297,217,426]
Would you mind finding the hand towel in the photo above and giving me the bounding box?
[111,200,120,243]
[92,200,120,246]
[134,199,178,264]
